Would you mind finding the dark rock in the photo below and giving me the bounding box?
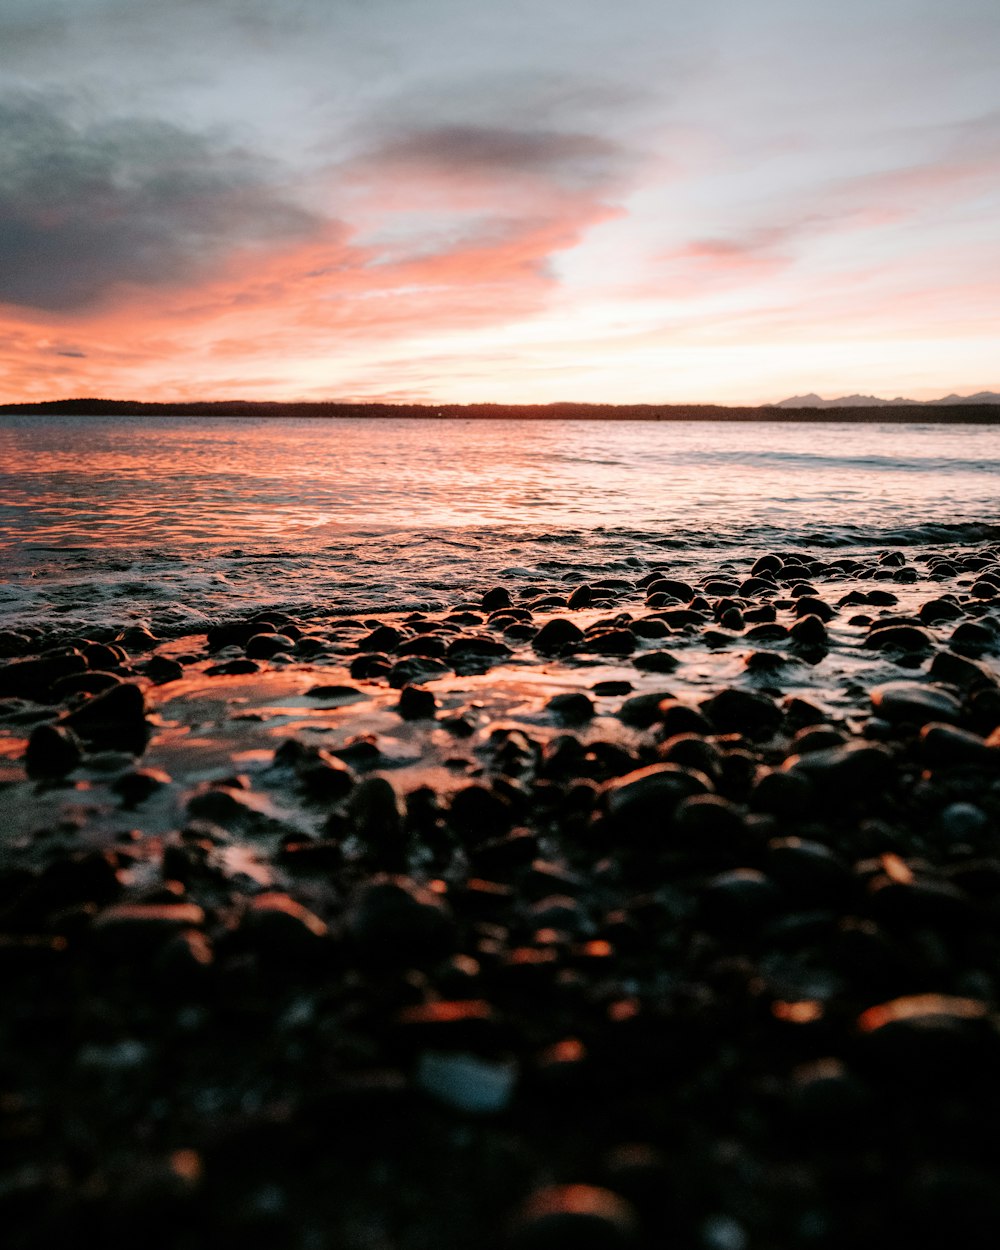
[397,684,437,719]
[583,629,636,656]
[547,692,595,723]
[447,635,513,659]
[700,868,782,932]
[207,620,273,651]
[0,653,87,700]
[481,586,512,611]
[700,687,782,735]
[567,584,593,609]
[645,578,694,602]
[951,621,998,654]
[348,776,404,842]
[112,767,171,805]
[532,619,584,653]
[783,742,894,793]
[350,652,393,680]
[388,657,450,687]
[347,876,457,966]
[305,684,368,703]
[789,614,828,646]
[51,670,122,699]
[920,723,995,767]
[24,723,82,777]
[144,654,184,684]
[751,555,783,575]
[793,596,835,621]
[745,622,789,642]
[245,632,295,659]
[358,625,404,652]
[749,769,814,819]
[632,650,679,673]
[870,680,962,725]
[61,682,149,752]
[930,650,998,690]
[448,784,514,841]
[865,625,934,653]
[617,691,675,728]
[512,1185,638,1249]
[205,658,261,675]
[920,597,964,625]
[397,634,447,658]
[600,762,713,827]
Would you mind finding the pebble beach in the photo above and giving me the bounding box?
[3,524,1000,1249]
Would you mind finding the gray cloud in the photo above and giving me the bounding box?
[367,124,627,188]
[0,92,321,311]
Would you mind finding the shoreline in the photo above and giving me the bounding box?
[3,541,1000,1246]
[3,399,1000,423]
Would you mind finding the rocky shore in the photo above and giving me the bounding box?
[2,542,1000,1249]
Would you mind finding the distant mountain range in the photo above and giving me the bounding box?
[774,391,1000,408]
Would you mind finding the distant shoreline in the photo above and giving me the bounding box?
[2,398,1000,423]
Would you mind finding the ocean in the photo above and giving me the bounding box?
[1,414,998,635]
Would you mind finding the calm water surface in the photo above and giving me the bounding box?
[1,416,997,632]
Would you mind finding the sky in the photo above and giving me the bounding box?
[0,0,998,405]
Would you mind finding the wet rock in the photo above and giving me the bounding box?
[864,624,934,653]
[855,994,998,1079]
[783,742,894,794]
[793,596,835,621]
[920,597,964,625]
[92,902,205,948]
[350,652,393,680]
[116,625,158,651]
[112,767,172,805]
[766,837,852,904]
[749,769,814,819]
[358,624,404,652]
[700,688,782,736]
[645,578,694,602]
[617,691,675,728]
[245,632,295,660]
[744,604,777,624]
[52,670,122,699]
[752,555,783,575]
[482,586,512,611]
[600,762,713,827]
[205,658,261,676]
[632,650,679,673]
[789,614,828,647]
[513,1185,639,1249]
[744,622,789,642]
[951,621,998,655]
[388,657,450,687]
[567,584,593,609]
[247,892,328,956]
[920,723,995,767]
[0,653,88,700]
[305,683,368,703]
[347,876,457,966]
[397,634,447,658]
[929,650,998,690]
[61,681,149,752]
[348,776,404,843]
[24,723,82,777]
[206,620,273,651]
[547,692,594,724]
[447,635,513,661]
[144,654,184,684]
[532,619,584,653]
[449,784,515,842]
[658,700,713,736]
[397,684,437,719]
[583,629,636,656]
[700,868,782,933]
[870,680,962,725]
[719,607,745,631]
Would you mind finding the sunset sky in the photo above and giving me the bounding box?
[1,0,998,406]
